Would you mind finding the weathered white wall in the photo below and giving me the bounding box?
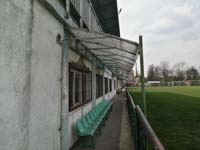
[0,0,32,150]
[28,1,63,150]
[68,49,92,70]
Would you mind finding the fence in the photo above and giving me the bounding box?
[126,89,165,150]
[129,80,200,87]
[146,80,200,87]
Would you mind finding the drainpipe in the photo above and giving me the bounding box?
[139,35,146,116]
[92,56,96,107]
[60,30,69,150]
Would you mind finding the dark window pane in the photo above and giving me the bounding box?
[86,72,92,102]
[69,62,92,111]
[105,78,108,93]
[110,79,112,92]
[69,71,74,110]
[82,74,86,103]
[96,75,99,98]
[96,75,103,98]
[75,73,81,104]
[99,76,103,96]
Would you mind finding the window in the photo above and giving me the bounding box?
[109,79,112,92]
[70,0,81,26]
[70,0,80,13]
[75,72,82,103]
[105,78,108,94]
[96,75,103,98]
[59,0,66,8]
[69,63,92,111]
[83,73,92,103]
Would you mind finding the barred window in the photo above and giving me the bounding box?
[70,0,80,13]
[83,73,92,103]
[69,63,92,111]
[96,75,103,98]
[109,79,112,92]
[105,77,108,94]
[75,72,82,104]
[59,0,66,8]
[70,0,81,26]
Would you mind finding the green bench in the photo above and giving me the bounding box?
[76,100,112,148]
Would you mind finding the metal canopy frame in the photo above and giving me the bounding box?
[99,56,135,63]
[66,27,140,79]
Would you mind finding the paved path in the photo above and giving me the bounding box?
[119,93,135,150]
[71,92,134,150]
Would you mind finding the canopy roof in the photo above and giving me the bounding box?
[67,27,140,79]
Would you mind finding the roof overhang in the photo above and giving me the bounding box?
[66,27,140,79]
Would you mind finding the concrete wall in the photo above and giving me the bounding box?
[0,0,32,150]
[28,1,63,150]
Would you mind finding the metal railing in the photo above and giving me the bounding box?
[126,89,165,150]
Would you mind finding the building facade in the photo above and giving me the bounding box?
[0,0,131,150]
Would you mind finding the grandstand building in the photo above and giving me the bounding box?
[0,0,142,150]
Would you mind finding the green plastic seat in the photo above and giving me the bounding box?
[91,110,103,121]
[89,112,101,123]
[76,99,113,148]
[85,114,99,130]
[82,118,95,130]
[76,119,94,136]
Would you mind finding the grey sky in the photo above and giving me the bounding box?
[118,0,200,74]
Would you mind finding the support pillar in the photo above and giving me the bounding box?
[139,35,146,116]
[61,30,69,150]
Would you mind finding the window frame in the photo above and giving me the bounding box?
[109,79,112,92]
[105,77,108,94]
[96,74,103,98]
[69,63,92,111]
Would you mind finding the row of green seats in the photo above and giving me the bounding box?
[76,100,112,148]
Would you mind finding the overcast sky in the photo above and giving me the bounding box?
[118,0,200,74]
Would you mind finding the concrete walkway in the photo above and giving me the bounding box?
[71,92,134,150]
[119,93,135,150]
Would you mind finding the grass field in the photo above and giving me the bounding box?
[129,86,200,150]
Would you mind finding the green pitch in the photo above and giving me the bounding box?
[129,86,200,150]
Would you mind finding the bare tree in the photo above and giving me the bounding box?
[186,66,199,80]
[147,65,155,81]
[173,62,187,81]
[147,64,160,81]
[154,66,161,80]
[159,61,171,80]
[147,62,199,81]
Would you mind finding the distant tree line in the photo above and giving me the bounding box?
[147,61,200,81]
